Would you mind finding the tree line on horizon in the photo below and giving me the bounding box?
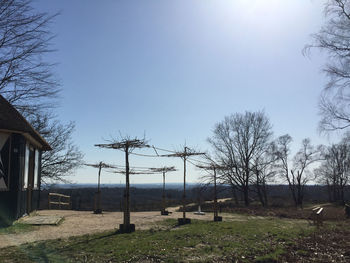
[205,110,350,208]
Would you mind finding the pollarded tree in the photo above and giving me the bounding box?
[208,111,273,206]
[273,135,320,207]
[306,0,350,131]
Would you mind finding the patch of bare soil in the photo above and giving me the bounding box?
[281,221,350,262]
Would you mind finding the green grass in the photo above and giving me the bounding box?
[0,223,35,235]
[0,218,314,263]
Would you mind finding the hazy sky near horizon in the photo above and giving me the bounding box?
[33,0,335,184]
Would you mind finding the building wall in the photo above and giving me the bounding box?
[0,133,20,225]
[0,133,42,226]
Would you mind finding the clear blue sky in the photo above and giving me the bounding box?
[33,0,333,184]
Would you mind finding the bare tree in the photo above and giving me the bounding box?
[0,1,83,182]
[0,0,59,113]
[251,146,276,207]
[273,136,320,207]
[208,111,273,206]
[316,135,350,204]
[28,112,83,183]
[305,0,350,131]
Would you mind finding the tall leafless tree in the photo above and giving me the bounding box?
[305,0,350,131]
[273,135,320,207]
[28,112,83,183]
[250,146,276,207]
[0,0,83,182]
[0,0,60,112]
[316,135,350,204]
[208,111,273,206]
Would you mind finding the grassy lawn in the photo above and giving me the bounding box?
[0,217,314,263]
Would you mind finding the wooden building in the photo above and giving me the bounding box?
[0,95,51,225]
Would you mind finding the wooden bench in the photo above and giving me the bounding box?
[48,193,71,210]
[310,206,323,228]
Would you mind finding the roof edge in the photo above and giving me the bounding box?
[0,95,52,151]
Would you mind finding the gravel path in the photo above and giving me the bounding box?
[0,208,250,248]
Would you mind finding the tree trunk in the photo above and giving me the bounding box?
[255,173,266,207]
[243,187,249,206]
[256,186,265,207]
[297,183,303,208]
[288,183,298,207]
[231,184,239,205]
[326,182,333,202]
[340,185,345,205]
[256,183,266,207]
[244,168,250,206]
[262,181,268,207]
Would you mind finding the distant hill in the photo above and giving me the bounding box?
[39,184,349,212]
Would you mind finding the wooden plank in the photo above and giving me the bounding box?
[49,193,70,198]
[21,215,63,225]
[49,201,70,206]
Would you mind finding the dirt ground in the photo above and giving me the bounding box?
[3,200,336,249]
[0,206,255,248]
[281,221,350,262]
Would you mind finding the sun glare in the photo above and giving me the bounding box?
[220,0,308,38]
